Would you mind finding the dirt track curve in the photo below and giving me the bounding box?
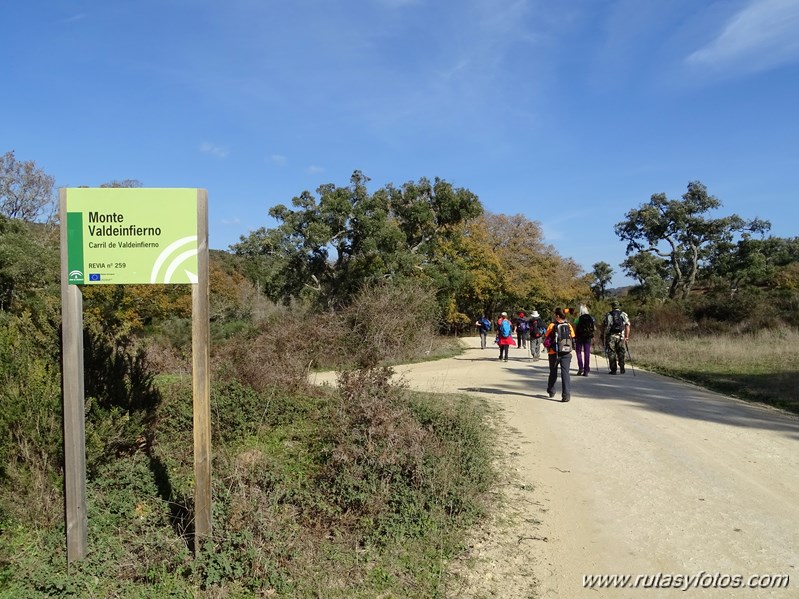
[312,336,799,598]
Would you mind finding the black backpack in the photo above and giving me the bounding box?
[576,314,595,338]
[607,309,625,334]
[530,318,545,339]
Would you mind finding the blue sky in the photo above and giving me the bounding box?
[3,0,798,286]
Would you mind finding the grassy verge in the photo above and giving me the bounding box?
[625,329,799,414]
[314,335,467,373]
[386,335,466,366]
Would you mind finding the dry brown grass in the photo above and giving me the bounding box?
[629,328,799,413]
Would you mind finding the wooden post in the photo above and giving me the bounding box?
[192,189,212,547]
[59,189,88,563]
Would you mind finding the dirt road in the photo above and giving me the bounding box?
[313,337,799,597]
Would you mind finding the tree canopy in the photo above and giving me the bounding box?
[462,213,589,317]
[232,174,593,328]
[0,216,59,313]
[614,181,770,300]
[8,144,795,330]
[0,151,55,222]
[232,171,483,310]
[590,262,613,300]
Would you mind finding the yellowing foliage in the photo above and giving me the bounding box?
[458,213,591,317]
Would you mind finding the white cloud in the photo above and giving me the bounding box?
[356,0,543,137]
[63,14,87,24]
[270,154,287,166]
[371,0,420,8]
[199,141,229,158]
[686,0,799,73]
[221,218,241,225]
[305,165,325,174]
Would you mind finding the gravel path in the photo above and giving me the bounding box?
[313,337,799,597]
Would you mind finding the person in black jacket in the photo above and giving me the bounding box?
[515,311,530,349]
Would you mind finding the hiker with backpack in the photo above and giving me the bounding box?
[527,309,546,359]
[574,304,596,376]
[602,300,631,375]
[544,308,576,402]
[515,311,530,349]
[475,314,492,349]
[496,311,516,362]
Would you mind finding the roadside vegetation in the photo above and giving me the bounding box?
[606,297,799,414]
[626,328,799,414]
[0,272,498,597]
[1,152,798,596]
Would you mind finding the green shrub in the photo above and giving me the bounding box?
[82,324,162,473]
[0,225,495,597]
[315,367,494,546]
[1,453,194,598]
[0,312,63,527]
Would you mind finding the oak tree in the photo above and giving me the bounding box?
[0,150,56,222]
[232,171,483,308]
[590,261,613,300]
[614,181,769,300]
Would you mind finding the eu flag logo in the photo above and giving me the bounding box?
[89,274,101,281]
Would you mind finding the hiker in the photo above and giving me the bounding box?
[602,300,631,375]
[528,309,546,359]
[574,304,596,376]
[544,308,576,402]
[515,311,530,349]
[475,314,492,349]
[496,311,516,362]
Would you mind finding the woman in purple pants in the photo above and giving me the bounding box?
[574,304,595,376]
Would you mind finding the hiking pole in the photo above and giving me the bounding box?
[624,340,636,377]
[593,342,599,374]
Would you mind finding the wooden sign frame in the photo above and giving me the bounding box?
[59,188,211,564]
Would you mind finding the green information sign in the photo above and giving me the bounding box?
[66,188,199,285]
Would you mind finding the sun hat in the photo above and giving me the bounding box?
[531,310,539,317]
[611,300,620,308]
[501,311,507,316]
